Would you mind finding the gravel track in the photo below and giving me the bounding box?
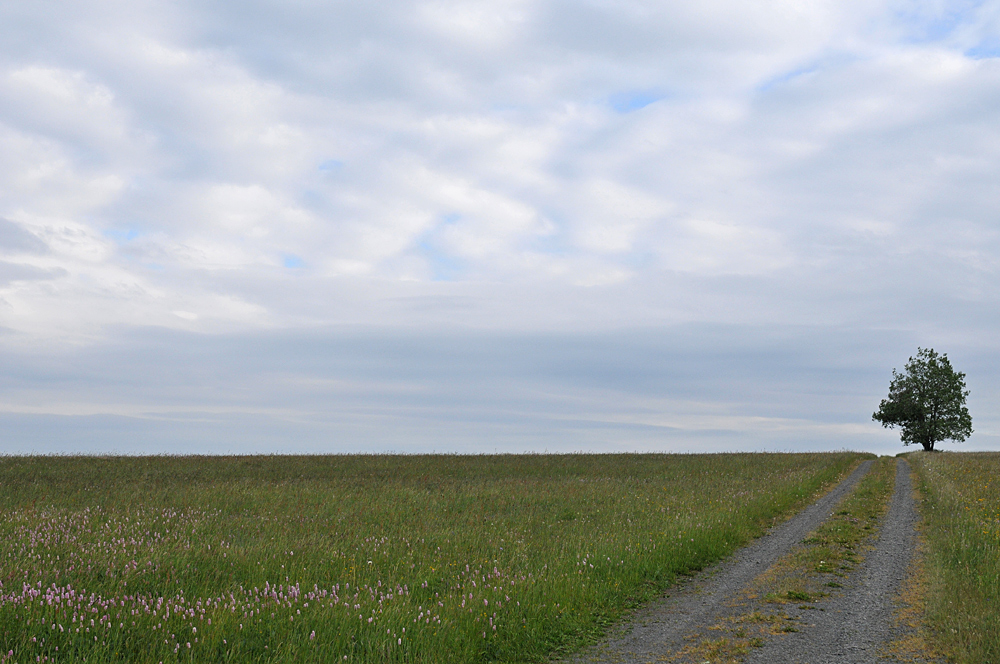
[743,458,921,664]
[566,460,875,663]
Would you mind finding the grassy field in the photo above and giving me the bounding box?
[0,453,866,663]
[910,451,1000,663]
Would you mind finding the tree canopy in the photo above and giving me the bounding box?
[873,347,972,451]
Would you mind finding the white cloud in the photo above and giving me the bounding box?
[1,0,999,451]
[1,66,127,147]
[569,179,671,254]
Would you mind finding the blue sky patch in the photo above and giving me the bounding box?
[103,228,141,243]
[892,1,979,43]
[318,159,344,172]
[966,42,1000,59]
[609,91,664,113]
[416,213,464,281]
[757,64,821,92]
[283,254,305,269]
[419,241,463,281]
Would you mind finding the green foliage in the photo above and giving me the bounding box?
[0,453,865,663]
[873,347,972,451]
[910,452,1000,663]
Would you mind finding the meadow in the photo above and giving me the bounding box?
[0,453,865,663]
[910,451,1000,663]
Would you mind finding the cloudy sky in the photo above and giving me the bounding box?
[1,0,998,454]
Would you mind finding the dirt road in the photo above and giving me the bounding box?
[567,458,931,664]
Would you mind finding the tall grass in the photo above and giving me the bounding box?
[0,453,864,663]
[910,451,1000,663]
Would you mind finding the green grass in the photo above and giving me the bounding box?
[0,453,867,663]
[910,451,1000,663]
[758,456,897,604]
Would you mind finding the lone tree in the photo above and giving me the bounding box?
[873,347,972,451]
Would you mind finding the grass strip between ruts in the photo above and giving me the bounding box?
[759,455,899,603]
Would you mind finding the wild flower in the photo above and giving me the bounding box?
[0,453,861,663]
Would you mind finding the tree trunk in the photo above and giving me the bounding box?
[921,440,934,451]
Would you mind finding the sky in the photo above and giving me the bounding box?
[1,0,999,455]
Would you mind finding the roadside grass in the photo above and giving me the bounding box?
[678,456,897,664]
[909,451,1000,663]
[0,453,865,664]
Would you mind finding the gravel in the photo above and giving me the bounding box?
[566,460,875,663]
[743,458,921,664]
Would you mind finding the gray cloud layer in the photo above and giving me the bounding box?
[1,325,996,454]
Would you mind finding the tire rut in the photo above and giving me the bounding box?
[743,458,921,664]
[565,460,875,664]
